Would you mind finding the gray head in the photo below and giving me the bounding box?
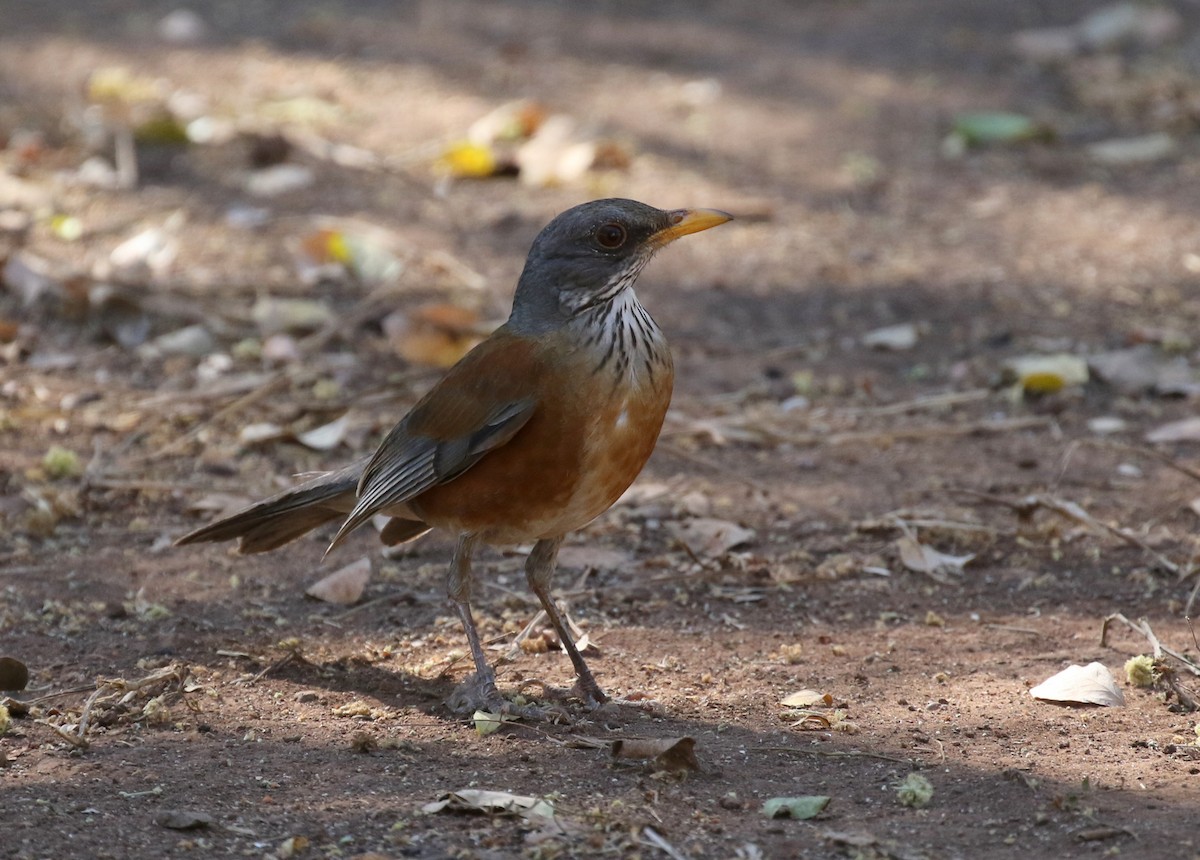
[507,198,731,333]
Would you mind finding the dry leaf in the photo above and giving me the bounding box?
[239,422,286,446]
[1029,662,1125,707]
[422,789,557,825]
[155,810,214,830]
[1147,417,1200,444]
[611,736,700,773]
[306,557,371,605]
[252,296,334,335]
[468,99,546,145]
[0,656,30,692]
[1003,354,1088,394]
[781,690,832,708]
[516,115,597,187]
[896,536,973,582]
[110,227,178,275]
[762,796,830,820]
[384,303,485,369]
[670,518,756,557]
[862,322,919,351]
[295,415,349,451]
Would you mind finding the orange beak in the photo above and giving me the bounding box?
[651,208,734,247]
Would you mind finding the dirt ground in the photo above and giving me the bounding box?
[6,1,1200,858]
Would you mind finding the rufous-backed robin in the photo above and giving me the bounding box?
[177,198,732,714]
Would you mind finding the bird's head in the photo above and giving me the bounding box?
[508,198,732,332]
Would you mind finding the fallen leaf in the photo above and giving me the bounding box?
[252,296,334,335]
[422,789,557,825]
[149,324,215,357]
[762,795,830,820]
[468,99,546,145]
[896,536,973,582]
[0,657,30,691]
[611,736,700,773]
[1076,2,1181,49]
[155,810,214,830]
[1087,416,1127,435]
[952,112,1048,146]
[781,690,832,708]
[1003,353,1089,394]
[110,227,178,275]
[473,709,517,736]
[1088,133,1176,166]
[239,422,286,446]
[1011,27,1081,62]
[1147,417,1200,444]
[295,415,349,451]
[861,323,919,351]
[244,164,316,197]
[516,115,597,187]
[306,557,371,605]
[437,141,500,179]
[384,303,485,369]
[1029,662,1125,707]
[669,518,756,557]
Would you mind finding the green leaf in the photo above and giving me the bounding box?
[953,112,1046,146]
[761,795,831,819]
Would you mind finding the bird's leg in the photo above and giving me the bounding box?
[444,533,502,712]
[525,537,609,705]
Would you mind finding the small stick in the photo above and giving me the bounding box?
[984,624,1042,636]
[1101,613,1200,677]
[34,719,90,750]
[837,388,992,417]
[756,746,914,765]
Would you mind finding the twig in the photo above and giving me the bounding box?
[962,491,1186,577]
[34,719,90,750]
[837,388,992,417]
[756,746,915,765]
[1101,613,1200,677]
[1091,439,1200,487]
[983,623,1042,636]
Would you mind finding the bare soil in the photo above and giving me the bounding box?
[5,2,1200,858]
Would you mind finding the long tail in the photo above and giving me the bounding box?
[176,459,427,554]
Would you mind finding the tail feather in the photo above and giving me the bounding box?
[176,461,405,554]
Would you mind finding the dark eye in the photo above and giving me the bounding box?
[595,222,627,249]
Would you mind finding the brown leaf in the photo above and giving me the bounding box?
[896,536,973,582]
[384,303,485,369]
[0,657,30,692]
[611,736,700,773]
[669,518,756,557]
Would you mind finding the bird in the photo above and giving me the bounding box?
[176,198,732,715]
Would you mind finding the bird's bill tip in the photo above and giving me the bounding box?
[652,208,734,245]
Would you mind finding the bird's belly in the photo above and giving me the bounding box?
[409,370,671,544]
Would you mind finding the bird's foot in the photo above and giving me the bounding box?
[446,671,570,723]
[515,676,612,711]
